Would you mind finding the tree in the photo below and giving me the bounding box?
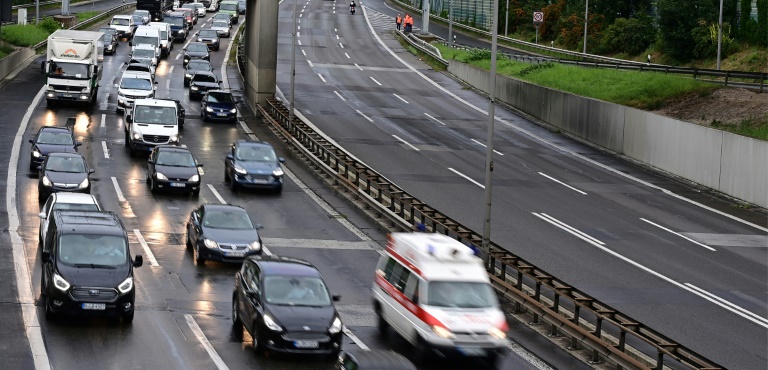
[657,0,719,61]
[598,14,657,55]
[758,0,768,46]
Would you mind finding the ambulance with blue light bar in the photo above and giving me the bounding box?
[372,232,508,364]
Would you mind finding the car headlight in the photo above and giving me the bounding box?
[133,132,142,140]
[156,172,168,180]
[185,73,192,78]
[117,276,134,294]
[42,175,52,187]
[77,178,89,189]
[188,174,199,182]
[488,327,506,340]
[328,316,342,334]
[53,273,70,292]
[190,86,199,90]
[432,325,454,339]
[248,241,261,251]
[47,85,54,91]
[184,56,190,61]
[263,314,283,332]
[32,150,41,158]
[272,167,284,177]
[229,108,237,113]
[233,165,246,174]
[203,238,218,249]
[205,106,214,112]
[180,29,186,34]
[197,38,203,42]
[118,91,126,97]
[170,134,179,143]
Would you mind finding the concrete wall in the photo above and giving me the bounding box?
[448,61,768,208]
[0,48,36,83]
[244,0,278,108]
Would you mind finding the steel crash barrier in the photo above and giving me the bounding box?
[32,2,136,50]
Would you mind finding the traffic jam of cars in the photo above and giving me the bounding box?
[32,1,509,369]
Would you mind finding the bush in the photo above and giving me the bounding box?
[598,15,656,55]
[37,17,63,34]
[457,48,491,62]
[0,42,15,59]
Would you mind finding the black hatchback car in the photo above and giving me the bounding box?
[182,42,210,66]
[232,255,343,357]
[101,32,119,55]
[201,90,237,122]
[184,59,213,86]
[224,140,285,193]
[185,204,264,264]
[147,145,203,195]
[188,71,221,100]
[38,153,94,201]
[29,126,81,171]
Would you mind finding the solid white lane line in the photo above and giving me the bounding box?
[345,52,350,58]
[343,327,370,351]
[354,63,362,70]
[424,113,446,125]
[238,120,253,133]
[640,218,716,251]
[538,172,586,195]
[317,73,326,83]
[111,176,126,202]
[207,184,227,204]
[8,86,52,370]
[506,340,555,370]
[175,53,181,60]
[392,135,419,151]
[169,66,174,74]
[392,93,409,104]
[185,314,230,370]
[684,283,768,325]
[101,113,106,128]
[301,49,306,56]
[355,110,373,123]
[133,229,159,266]
[369,77,382,86]
[308,60,314,67]
[101,141,110,159]
[166,80,170,90]
[334,91,346,101]
[535,213,605,246]
[198,167,205,175]
[448,168,484,188]
[471,138,504,156]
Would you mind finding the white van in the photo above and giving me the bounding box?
[372,233,508,364]
[130,25,161,60]
[116,70,155,111]
[148,22,173,58]
[124,99,180,155]
[110,14,136,38]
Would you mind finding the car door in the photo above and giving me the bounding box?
[188,206,203,245]
[243,263,262,328]
[175,100,185,127]
[200,93,209,112]
[39,195,54,243]
[225,145,236,176]
[147,148,158,180]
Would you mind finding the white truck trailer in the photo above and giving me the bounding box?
[45,30,104,107]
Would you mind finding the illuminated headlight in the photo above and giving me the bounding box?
[106,45,113,50]
[432,325,454,339]
[328,316,342,334]
[188,174,199,182]
[185,73,192,78]
[133,132,142,140]
[488,327,506,340]
[263,314,283,332]
[272,167,284,177]
[184,56,190,62]
[80,95,89,100]
[248,241,261,251]
[42,175,52,187]
[117,276,134,294]
[205,106,214,112]
[156,172,168,180]
[179,29,186,34]
[229,108,237,113]
[197,38,203,42]
[53,273,70,292]
[32,150,41,158]
[190,86,199,90]
[203,238,219,249]
[47,93,55,98]
[233,165,246,174]
[170,134,179,143]
[77,178,89,189]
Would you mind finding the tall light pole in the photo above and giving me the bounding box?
[504,0,508,37]
[716,0,724,70]
[481,0,500,264]
[582,0,588,54]
[36,0,39,24]
[289,0,297,125]
[448,0,453,46]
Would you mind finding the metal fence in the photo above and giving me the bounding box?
[31,2,136,50]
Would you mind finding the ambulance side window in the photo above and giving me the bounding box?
[390,264,405,291]
[403,273,419,302]
[383,258,397,281]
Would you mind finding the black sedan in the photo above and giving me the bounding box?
[184,59,213,86]
[212,12,232,26]
[146,145,202,195]
[224,140,285,193]
[29,126,81,171]
[201,90,237,122]
[182,42,210,66]
[196,29,220,51]
[102,33,119,55]
[38,153,94,201]
[188,71,221,100]
[232,255,343,358]
[185,204,264,264]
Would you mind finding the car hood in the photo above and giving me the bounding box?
[155,164,198,179]
[266,304,336,332]
[237,160,277,175]
[185,51,208,58]
[35,143,76,156]
[119,88,154,97]
[58,263,130,288]
[191,81,219,89]
[205,101,236,110]
[203,227,259,244]
[44,170,87,184]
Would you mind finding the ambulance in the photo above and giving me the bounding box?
[372,232,508,363]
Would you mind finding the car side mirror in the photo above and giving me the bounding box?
[196,163,203,167]
[28,139,34,144]
[76,142,82,147]
[129,41,133,46]
[255,224,264,230]
[246,290,259,299]
[278,157,285,163]
[134,255,144,267]
[38,212,46,219]
[332,294,341,302]
[88,169,95,174]
[125,115,133,124]
[42,250,51,262]
[226,154,233,160]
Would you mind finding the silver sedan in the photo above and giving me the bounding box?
[210,21,230,38]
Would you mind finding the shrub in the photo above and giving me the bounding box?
[0,24,51,47]
[37,17,63,34]
[598,15,656,55]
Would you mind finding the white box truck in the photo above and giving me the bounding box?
[44,30,104,107]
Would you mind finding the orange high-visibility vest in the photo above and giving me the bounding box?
[396,16,402,24]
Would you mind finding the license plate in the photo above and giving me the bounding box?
[294,340,318,348]
[216,113,228,116]
[225,251,245,257]
[62,94,72,98]
[458,347,486,356]
[169,182,186,187]
[82,303,106,310]
[251,178,268,184]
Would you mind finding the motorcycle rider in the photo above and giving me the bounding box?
[350,0,356,13]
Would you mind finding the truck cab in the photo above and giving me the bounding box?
[124,99,180,156]
[45,30,104,107]
[218,0,239,23]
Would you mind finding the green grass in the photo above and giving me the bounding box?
[712,118,768,141]
[0,43,14,58]
[0,24,52,47]
[75,11,100,22]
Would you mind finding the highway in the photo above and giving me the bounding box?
[0,6,592,370]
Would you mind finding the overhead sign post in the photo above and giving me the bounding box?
[533,11,543,44]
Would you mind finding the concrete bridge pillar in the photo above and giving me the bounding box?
[244,0,279,108]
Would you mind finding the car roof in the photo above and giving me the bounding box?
[113,14,132,19]
[202,203,246,213]
[192,70,216,77]
[235,140,274,149]
[38,126,72,133]
[248,255,321,277]
[154,145,192,153]
[53,210,125,235]
[121,70,153,79]
[207,90,232,94]
[133,98,177,107]
[47,152,83,159]
[51,193,99,205]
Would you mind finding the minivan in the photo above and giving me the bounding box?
[148,22,173,57]
[130,25,162,60]
[219,0,239,23]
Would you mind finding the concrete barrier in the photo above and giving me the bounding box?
[0,48,37,83]
[448,61,767,208]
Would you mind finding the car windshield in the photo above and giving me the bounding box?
[263,276,331,306]
[206,92,234,103]
[220,3,236,11]
[111,18,129,26]
[52,203,99,211]
[101,34,113,42]
[167,17,184,26]
[37,131,73,145]
[212,21,228,28]
[45,156,85,173]
[132,15,144,23]
[133,49,155,58]
[134,106,177,125]
[48,62,89,79]
[156,151,196,167]
[192,74,217,83]
[187,43,208,52]
[214,14,229,20]
[199,30,217,37]
[133,36,158,47]
[426,281,498,308]
[159,30,168,39]
[134,11,149,16]
[202,210,253,229]
[126,64,150,73]
[192,3,203,8]
[120,78,153,90]
[187,61,210,71]
[99,27,116,34]
[58,234,128,267]
[235,146,276,162]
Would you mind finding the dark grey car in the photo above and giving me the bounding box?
[38,153,94,201]
[182,42,210,66]
[185,204,264,264]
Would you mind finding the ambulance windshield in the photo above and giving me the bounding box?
[426,281,498,308]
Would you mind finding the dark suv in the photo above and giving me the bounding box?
[232,255,343,357]
[224,140,285,193]
[41,210,143,322]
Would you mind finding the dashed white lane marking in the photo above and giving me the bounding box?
[298,25,300,30]
[111,176,126,202]
[345,52,350,58]
[301,49,306,56]
[101,113,106,128]
[354,63,362,70]
[297,31,300,37]
[640,218,716,251]
[317,73,326,83]
[369,76,382,86]
[424,113,446,125]
[343,327,370,351]
[169,66,174,75]
[133,229,159,266]
[392,93,409,104]
[537,172,587,195]
[198,167,205,175]
[506,340,556,370]
[101,141,110,159]
[339,43,344,48]
[175,52,181,60]
[534,213,604,246]
[448,167,484,188]
[355,110,373,123]
[336,34,339,39]
[185,314,230,370]
[334,91,346,101]
[207,184,227,204]
[334,28,337,32]
[392,135,419,151]
[300,13,303,17]
[308,60,314,67]
[166,80,170,90]
[263,238,378,250]
[248,134,259,141]
[471,138,504,156]
[104,94,110,104]
[298,39,302,45]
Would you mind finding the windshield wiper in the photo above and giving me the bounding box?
[157,163,190,167]
[73,263,116,269]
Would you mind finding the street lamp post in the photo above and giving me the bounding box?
[582,0,588,54]
[504,0,508,37]
[481,0,500,265]
[36,0,39,24]
[289,0,297,125]
[716,0,724,70]
[448,0,453,47]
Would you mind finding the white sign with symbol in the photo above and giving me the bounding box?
[533,11,544,24]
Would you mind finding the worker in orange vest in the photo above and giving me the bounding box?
[404,14,412,33]
[396,14,402,31]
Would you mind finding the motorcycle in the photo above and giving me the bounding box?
[350,6,355,14]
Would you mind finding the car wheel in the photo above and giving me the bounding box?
[40,272,47,297]
[185,231,193,249]
[194,243,205,264]
[149,177,157,193]
[44,295,56,321]
[229,177,237,191]
[232,296,243,337]
[412,336,431,364]
[376,308,388,335]
[124,131,129,146]
[251,321,265,354]
[184,80,189,87]
[224,169,230,183]
[192,188,200,196]
[273,185,283,194]
[123,310,135,324]
[29,163,37,172]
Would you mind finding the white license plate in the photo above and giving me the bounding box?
[169,182,186,187]
[294,340,319,348]
[251,179,268,184]
[225,251,245,257]
[82,303,106,310]
[216,113,228,116]
[458,347,486,356]
[62,94,72,98]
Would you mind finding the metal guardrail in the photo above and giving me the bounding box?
[396,29,447,67]
[31,3,135,50]
[12,0,60,10]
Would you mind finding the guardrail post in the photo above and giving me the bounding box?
[569,305,580,349]
[514,270,524,313]
[725,71,730,86]
[590,318,603,364]
[761,74,765,93]
[549,294,560,336]
[530,281,541,324]
[655,351,664,370]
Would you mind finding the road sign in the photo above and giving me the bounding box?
[533,11,544,24]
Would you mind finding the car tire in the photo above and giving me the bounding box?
[232,295,243,337]
[123,310,135,324]
[224,169,230,183]
[46,99,55,108]
[29,163,37,172]
[149,177,157,193]
[44,295,56,321]
[194,243,205,264]
[185,231,193,249]
[184,80,189,87]
[192,188,200,196]
[485,352,500,368]
[412,336,431,364]
[229,177,237,191]
[251,321,265,354]
[273,185,283,195]
[376,309,388,335]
